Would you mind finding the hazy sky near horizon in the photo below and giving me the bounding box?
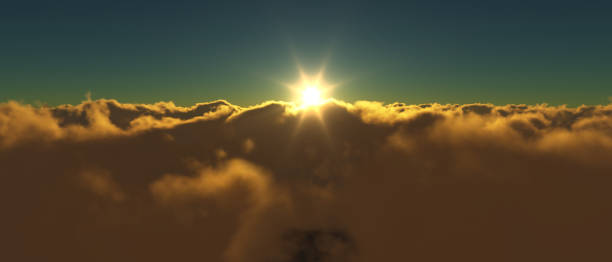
[1,0,611,106]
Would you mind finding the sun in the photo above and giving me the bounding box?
[301,85,323,107]
[279,62,340,137]
[279,60,340,109]
[285,69,336,108]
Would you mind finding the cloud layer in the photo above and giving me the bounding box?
[2,99,612,261]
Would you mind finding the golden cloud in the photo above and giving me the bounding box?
[1,99,612,261]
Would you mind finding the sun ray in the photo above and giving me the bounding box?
[281,60,339,144]
[283,65,337,109]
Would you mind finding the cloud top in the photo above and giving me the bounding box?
[2,99,612,261]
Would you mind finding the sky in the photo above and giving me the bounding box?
[1,0,611,106]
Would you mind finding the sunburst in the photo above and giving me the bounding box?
[285,66,337,109]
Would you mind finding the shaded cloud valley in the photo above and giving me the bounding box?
[2,99,612,261]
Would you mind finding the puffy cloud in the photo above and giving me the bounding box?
[150,159,273,206]
[1,99,612,261]
[80,169,126,202]
[0,101,63,148]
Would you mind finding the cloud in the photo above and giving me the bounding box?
[80,169,126,202]
[1,99,612,261]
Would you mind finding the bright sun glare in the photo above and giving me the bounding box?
[301,86,323,107]
[281,62,339,109]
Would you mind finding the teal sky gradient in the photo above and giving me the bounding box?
[1,0,611,106]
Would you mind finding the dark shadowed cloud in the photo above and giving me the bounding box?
[1,99,612,261]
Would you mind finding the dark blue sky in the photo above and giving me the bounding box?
[1,0,611,106]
